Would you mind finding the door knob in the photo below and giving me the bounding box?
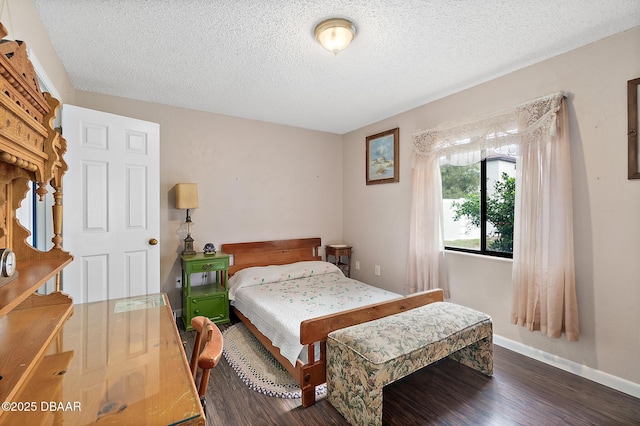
[149,238,158,245]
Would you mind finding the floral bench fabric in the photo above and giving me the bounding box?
[326,301,493,426]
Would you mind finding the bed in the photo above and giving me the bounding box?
[221,238,444,407]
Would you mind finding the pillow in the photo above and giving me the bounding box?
[228,261,343,300]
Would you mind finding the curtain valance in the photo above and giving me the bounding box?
[412,92,565,166]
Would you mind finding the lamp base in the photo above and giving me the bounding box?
[183,234,196,255]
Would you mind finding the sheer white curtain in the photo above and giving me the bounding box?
[407,93,579,340]
[512,99,578,340]
[406,149,449,297]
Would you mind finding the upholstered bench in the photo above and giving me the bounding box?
[326,301,493,426]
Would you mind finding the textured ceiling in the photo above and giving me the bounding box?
[33,0,640,134]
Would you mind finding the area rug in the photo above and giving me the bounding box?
[222,323,327,399]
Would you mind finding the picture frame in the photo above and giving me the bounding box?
[628,77,640,179]
[366,127,399,185]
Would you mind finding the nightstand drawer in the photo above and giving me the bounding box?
[191,293,229,323]
[185,258,229,274]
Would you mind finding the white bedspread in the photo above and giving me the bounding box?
[228,261,400,366]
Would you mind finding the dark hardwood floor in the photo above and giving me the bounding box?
[180,318,640,425]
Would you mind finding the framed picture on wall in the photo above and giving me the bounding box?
[366,127,399,185]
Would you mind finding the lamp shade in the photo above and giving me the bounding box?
[315,18,356,55]
[175,183,199,209]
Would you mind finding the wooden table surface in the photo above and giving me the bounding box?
[1,293,204,425]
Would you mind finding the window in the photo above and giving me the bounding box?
[441,153,515,258]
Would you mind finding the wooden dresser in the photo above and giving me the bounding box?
[0,20,75,421]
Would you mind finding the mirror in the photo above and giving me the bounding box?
[628,77,640,179]
[15,182,55,251]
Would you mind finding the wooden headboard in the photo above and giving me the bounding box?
[221,238,322,276]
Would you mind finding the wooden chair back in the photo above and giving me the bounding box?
[189,316,224,405]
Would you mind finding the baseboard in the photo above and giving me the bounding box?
[494,335,640,399]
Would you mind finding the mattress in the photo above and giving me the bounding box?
[228,261,400,366]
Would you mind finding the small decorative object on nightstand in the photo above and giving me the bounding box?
[326,244,352,278]
[181,252,230,330]
[203,242,216,255]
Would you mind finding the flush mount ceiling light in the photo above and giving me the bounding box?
[314,18,356,55]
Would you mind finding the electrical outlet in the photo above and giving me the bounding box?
[355,260,360,270]
[374,265,381,276]
[175,277,182,288]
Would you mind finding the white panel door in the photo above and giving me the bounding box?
[62,105,160,303]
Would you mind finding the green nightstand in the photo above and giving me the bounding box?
[181,252,230,330]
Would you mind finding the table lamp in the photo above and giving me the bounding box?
[175,183,198,255]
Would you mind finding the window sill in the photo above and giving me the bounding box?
[444,249,514,263]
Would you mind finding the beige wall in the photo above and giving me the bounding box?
[73,92,344,308]
[342,26,640,387]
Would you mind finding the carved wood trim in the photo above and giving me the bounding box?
[0,22,68,257]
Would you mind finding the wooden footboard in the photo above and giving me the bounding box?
[232,289,445,407]
[300,289,445,344]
